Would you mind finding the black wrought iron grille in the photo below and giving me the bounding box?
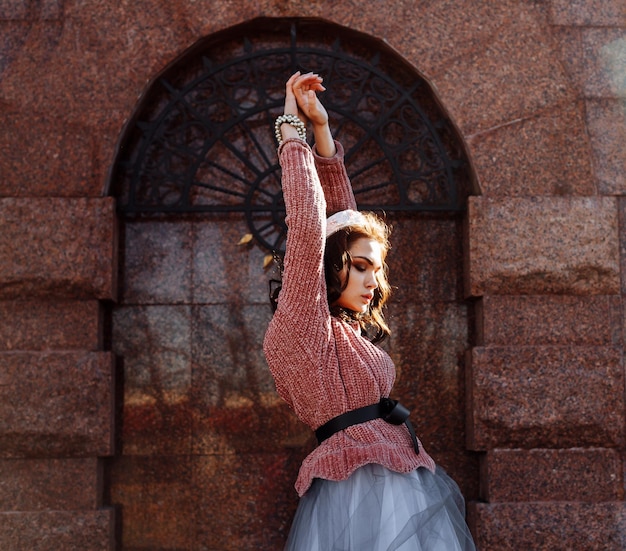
[113,18,472,254]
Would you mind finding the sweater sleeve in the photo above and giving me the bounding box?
[274,139,330,332]
[313,141,357,215]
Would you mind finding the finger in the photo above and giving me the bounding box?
[286,71,301,85]
[284,81,300,116]
[294,72,321,88]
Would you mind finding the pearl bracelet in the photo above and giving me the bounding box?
[274,114,307,145]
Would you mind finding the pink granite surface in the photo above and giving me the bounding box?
[429,8,574,135]
[480,448,623,502]
[0,0,29,19]
[193,452,302,550]
[466,196,620,297]
[478,295,621,346]
[466,101,595,196]
[0,509,114,551]
[388,302,468,451]
[0,198,117,300]
[378,0,534,78]
[109,451,305,550]
[0,4,193,127]
[387,217,463,303]
[469,502,626,551]
[619,199,626,297]
[586,99,626,195]
[467,346,624,450]
[0,458,100,511]
[548,0,626,26]
[552,26,587,95]
[0,352,114,457]
[0,107,96,197]
[0,300,101,350]
[109,455,194,549]
[582,28,626,98]
[120,218,270,306]
[110,203,478,549]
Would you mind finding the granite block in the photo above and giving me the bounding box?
[385,215,463,303]
[112,305,192,455]
[466,101,595,196]
[0,108,96,197]
[192,219,272,306]
[587,99,626,195]
[469,502,626,551]
[0,509,114,551]
[0,352,114,457]
[428,449,480,503]
[121,217,270,305]
[467,346,624,450]
[0,300,100,350]
[190,304,307,454]
[582,28,626,98]
[552,26,586,95]
[0,0,28,20]
[619,198,626,296]
[192,452,303,551]
[478,295,621,346]
[40,0,63,21]
[0,22,30,76]
[0,458,100,511]
[109,455,194,549]
[431,11,573,135]
[0,198,117,300]
[121,221,193,305]
[466,196,620,297]
[0,5,192,126]
[386,302,470,452]
[548,0,626,25]
[192,398,313,456]
[387,0,526,78]
[480,448,623,502]
[190,304,274,410]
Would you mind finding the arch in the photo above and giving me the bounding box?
[110,17,474,253]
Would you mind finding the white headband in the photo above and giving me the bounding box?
[325,209,367,238]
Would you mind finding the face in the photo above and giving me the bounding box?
[335,237,384,313]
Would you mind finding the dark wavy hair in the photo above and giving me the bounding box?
[324,211,392,344]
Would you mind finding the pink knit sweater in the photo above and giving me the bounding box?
[263,139,436,497]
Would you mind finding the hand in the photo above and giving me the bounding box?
[283,71,302,118]
[292,72,327,127]
[281,71,335,156]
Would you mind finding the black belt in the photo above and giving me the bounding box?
[315,398,420,454]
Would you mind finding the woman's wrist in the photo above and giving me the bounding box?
[312,122,336,157]
[275,114,306,145]
[280,123,301,141]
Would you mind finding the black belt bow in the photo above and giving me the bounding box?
[315,398,419,454]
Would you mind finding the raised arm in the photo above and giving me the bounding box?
[273,73,330,326]
[290,72,356,214]
[313,142,357,214]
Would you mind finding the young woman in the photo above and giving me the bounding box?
[263,72,476,551]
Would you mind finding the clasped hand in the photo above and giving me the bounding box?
[284,71,328,127]
[280,71,336,158]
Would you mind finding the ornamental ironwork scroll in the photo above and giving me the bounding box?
[112,18,473,254]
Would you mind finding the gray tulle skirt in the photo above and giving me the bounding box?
[285,464,476,551]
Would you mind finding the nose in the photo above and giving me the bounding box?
[366,272,378,289]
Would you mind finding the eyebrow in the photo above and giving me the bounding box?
[352,255,382,269]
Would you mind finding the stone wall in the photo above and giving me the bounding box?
[1,0,624,549]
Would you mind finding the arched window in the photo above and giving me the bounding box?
[111,17,473,253]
